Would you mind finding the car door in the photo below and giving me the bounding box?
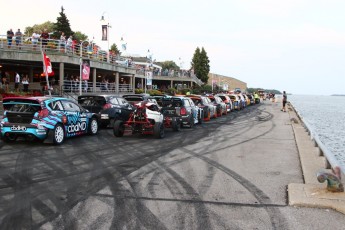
[61,100,88,136]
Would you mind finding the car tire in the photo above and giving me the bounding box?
[2,134,17,143]
[113,120,125,137]
[88,118,99,135]
[154,122,164,139]
[53,123,65,145]
[172,117,180,131]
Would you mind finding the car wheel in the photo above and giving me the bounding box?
[2,134,17,143]
[172,117,180,131]
[154,122,164,139]
[88,118,98,135]
[113,120,125,137]
[53,123,65,145]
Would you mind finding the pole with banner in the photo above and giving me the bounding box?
[145,71,152,94]
[41,50,53,97]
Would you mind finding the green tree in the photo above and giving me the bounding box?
[191,47,210,84]
[53,6,74,39]
[24,21,55,37]
[110,43,120,55]
[160,61,179,71]
[73,31,88,43]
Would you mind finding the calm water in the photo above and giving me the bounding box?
[288,95,345,167]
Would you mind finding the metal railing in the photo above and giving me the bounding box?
[0,35,127,66]
[61,81,133,94]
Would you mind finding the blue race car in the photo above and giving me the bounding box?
[0,96,99,144]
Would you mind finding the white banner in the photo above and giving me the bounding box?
[146,71,152,86]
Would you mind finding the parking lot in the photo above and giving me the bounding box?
[1,101,345,229]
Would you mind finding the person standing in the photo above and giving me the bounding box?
[32,31,40,50]
[281,91,287,112]
[15,72,21,92]
[7,29,14,48]
[15,29,22,49]
[22,75,29,92]
[66,36,73,53]
[40,29,49,50]
[60,32,66,53]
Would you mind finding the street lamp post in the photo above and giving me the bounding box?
[79,40,88,95]
[101,12,111,63]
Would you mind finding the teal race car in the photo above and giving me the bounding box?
[0,96,99,144]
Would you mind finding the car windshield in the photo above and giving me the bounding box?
[3,99,41,113]
[78,97,106,106]
[162,98,182,107]
[4,103,41,113]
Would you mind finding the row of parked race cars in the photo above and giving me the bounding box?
[0,92,260,144]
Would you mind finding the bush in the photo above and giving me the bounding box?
[147,89,163,96]
[163,88,178,96]
[135,89,144,94]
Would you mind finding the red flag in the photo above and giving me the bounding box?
[43,53,54,76]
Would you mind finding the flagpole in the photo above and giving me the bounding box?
[41,48,52,97]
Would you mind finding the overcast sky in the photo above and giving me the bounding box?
[1,0,345,95]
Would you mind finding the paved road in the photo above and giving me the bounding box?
[0,101,344,229]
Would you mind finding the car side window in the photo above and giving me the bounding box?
[62,100,81,112]
[51,101,63,111]
[117,98,128,105]
[189,99,195,106]
[184,99,190,107]
[110,98,119,105]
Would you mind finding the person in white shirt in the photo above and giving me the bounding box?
[32,32,40,50]
[66,36,73,53]
[15,72,21,92]
[22,75,29,92]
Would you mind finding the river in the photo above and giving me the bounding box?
[288,95,345,167]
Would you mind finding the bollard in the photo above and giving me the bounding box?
[317,169,344,192]
[317,148,324,157]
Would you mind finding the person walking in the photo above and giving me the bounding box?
[281,91,287,112]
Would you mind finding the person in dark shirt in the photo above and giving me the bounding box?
[7,29,14,48]
[40,29,49,50]
[281,91,287,112]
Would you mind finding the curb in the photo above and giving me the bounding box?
[287,104,345,215]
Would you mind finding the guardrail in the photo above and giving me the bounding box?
[291,103,345,180]
[61,81,133,94]
[0,35,127,65]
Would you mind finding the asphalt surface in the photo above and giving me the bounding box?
[0,100,345,230]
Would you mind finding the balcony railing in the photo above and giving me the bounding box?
[0,35,128,66]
